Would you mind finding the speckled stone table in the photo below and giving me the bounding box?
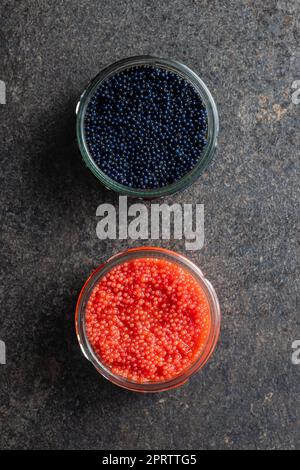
[0,0,299,450]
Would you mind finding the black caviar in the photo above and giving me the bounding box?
[84,66,208,190]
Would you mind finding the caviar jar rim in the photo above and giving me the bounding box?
[75,247,221,393]
[76,56,219,198]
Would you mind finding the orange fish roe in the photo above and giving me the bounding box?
[85,258,211,383]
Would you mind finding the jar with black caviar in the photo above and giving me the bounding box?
[76,56,219,198]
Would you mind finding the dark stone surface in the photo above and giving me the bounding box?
[0,0,299,450]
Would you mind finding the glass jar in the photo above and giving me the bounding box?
[76,56,219,198]
[75,247,221,392]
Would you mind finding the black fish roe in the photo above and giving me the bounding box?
[84,66,208,190]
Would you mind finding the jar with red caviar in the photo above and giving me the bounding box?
[75,248,220,392]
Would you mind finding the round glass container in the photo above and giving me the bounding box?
[76,56,219,198]
[75,247,221,392]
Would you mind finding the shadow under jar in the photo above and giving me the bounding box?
[75,247,221,392]
[76,56,219,198]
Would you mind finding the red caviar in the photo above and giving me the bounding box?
[85,257,211,383]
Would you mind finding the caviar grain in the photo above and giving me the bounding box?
[84,66,208,189]
[85,258,211,383]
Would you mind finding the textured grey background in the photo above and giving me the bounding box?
[0,0,299,450]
